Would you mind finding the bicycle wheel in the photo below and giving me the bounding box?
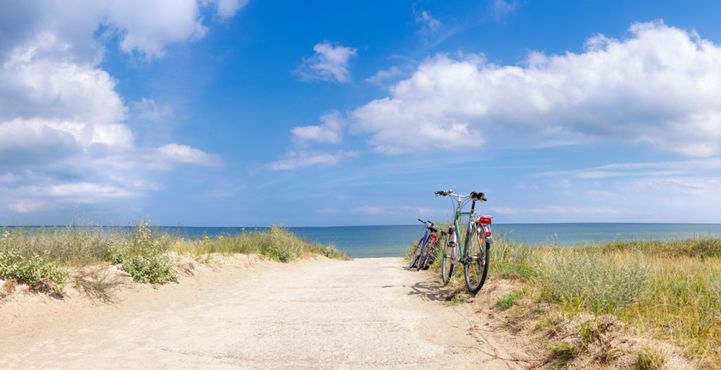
[463,224,490,294]
[408,238,423,269]
[423,240,439,269]
[441,241,455,285]
[417,235,436,269]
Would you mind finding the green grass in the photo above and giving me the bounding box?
[171,226,348,262]
[492,238,721,364]
[1,223,347,292]
[407,234,721,364]
[496,290,521,310]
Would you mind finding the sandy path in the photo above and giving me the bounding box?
[0,258,529,369]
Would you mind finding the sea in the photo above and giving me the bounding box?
[6,223,721,258]
[157,223,721,258]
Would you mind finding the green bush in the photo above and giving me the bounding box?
[106,221,177,284]
[0,249,67,292]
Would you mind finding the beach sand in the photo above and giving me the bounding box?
[0,257,528,369]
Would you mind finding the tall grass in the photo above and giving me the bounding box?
[410,235,721,362]
[171,226,348,261]
[486,238,721,363]
[0,223,347,291]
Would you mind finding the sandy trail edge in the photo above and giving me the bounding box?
[0,257,530,369]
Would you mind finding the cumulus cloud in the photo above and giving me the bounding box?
[291,111,343,144]
[296,42,357,83]
[0,0,246,215]
[268,150,358,171]
[351,21,721,156]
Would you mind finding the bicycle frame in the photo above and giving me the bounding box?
[447,193,476,264]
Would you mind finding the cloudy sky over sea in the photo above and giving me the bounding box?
[1,0,721,226]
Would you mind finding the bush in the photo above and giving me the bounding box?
[0,249,67,293]
[107,221,177,284]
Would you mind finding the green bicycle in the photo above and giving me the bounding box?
[435,189,493,293]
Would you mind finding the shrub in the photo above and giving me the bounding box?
[107,221,177,284]
[0,249,67,293]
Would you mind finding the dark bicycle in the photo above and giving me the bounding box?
[408,219,441,270]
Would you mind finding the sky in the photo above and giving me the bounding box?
[1,0,721,226]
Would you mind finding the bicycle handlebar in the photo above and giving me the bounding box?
[417,218,438,232]
[434,189,487,202]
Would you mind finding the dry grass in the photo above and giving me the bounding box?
[1,223,347,295]
[411,236,721,365]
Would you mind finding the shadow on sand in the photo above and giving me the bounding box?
[407,277,465,302]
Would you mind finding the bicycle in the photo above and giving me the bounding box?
[435,189,493,293]
[408,219,440,270]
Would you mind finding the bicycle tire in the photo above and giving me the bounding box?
[463,225,490,294]
[409,238,423,269]
[417,235,434,269]
[441,241,455,285]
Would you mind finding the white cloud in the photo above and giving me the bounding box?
[415,10,441,35]
[7,200,48,214]
[491,206,620,217]
[268,150,358,171]
[542,157,721,179]
[291,111,343,144]
[366,66,404,86]
[351,22,721,157]
[206,0,250,19]
[156,144,217,165]
[132,98,174,122]
[0,0,245,214]
[490,0,519,17]
[296,42,357,83]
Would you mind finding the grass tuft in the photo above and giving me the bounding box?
[496,290,521,310]
[548,341,579,367]
[632,346,666,370]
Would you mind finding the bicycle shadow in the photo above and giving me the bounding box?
[407,278,465,303]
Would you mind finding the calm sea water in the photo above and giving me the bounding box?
[160,223,721,258]
[7,223,721,258]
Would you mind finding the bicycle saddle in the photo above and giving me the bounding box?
[470,191,487,201]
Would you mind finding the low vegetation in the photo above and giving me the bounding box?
[413,236,721,366]
[0,223,347,296]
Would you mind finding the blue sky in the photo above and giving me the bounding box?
[1,0,721,226]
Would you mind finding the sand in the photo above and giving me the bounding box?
[0,257,529,369]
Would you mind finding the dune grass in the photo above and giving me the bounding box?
[0,223,347,292]
[414,236,721,364]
